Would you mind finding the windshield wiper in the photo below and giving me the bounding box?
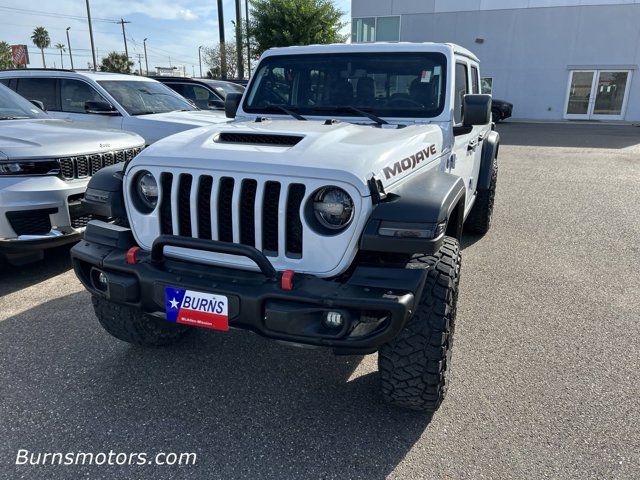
[310,106,388,125]
[270,105,307,121]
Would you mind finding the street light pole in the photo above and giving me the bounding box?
[117,18,131,61]
[198,45,203,78]
[216,0,227,79]
[235,0,244,79]
[85,0,97,70]
[66,27,74,70]
[143,38,149,75]
[245,0,251,75]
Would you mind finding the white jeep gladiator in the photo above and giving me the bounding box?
[72,43,499,412]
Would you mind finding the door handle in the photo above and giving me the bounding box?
[467,140,477,152]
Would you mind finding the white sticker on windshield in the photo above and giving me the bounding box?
[421,70,432,83]
[434,66,441,76]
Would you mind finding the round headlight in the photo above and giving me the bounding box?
[312,187,354,230]
[135,171,158,211]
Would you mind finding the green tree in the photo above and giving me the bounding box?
[31,26,50,68]
[99,52,133,74]
[0,41,13,70]
[54,43,66,69]
[250,0,346,55]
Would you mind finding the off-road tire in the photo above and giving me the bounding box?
[465,156,498,234]
[378,236,461,412]
[92,296,190,346]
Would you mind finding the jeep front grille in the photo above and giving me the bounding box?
[159,173,306,258]
[57,147,142,180]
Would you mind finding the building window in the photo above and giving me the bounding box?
[481,77,493,94]
[352,16,400,43]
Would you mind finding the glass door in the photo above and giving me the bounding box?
[565,71,595,119]
[591,71,630,121]
[565,70,632,120]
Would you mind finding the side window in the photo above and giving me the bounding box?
[454,63,469,124]
[481,77,493,94]
[471,66,479,94]
[16,78,58,111]
[60,79,106,113]
[187,85,217,109]
[0,79,9,86]
[166,83,186,96]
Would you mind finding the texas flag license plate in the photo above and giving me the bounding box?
[165,287,229,331]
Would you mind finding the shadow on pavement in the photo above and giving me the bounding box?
[0,244,73,297]
[496,122,640,149]
[1,292,433,480]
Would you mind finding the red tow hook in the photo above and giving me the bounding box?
[126,246,141,265]
[281,270,295,291]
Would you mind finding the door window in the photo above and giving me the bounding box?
[471,66,479,94]
[169,83,219,109]
[567,71,594,115]
[481,77,493,94]
[16,78,58,111]
[60,79,106,113]
[593,72,628,116]
[454,63,468,124]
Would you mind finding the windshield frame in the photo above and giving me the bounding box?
[0,84,49,120]
[97,79,196,116]
[242,52,448,120]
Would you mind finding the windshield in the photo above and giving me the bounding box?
[98,80,196,115]
[244,52,447,119]
[0,84,48,120]
[202,80,245,98]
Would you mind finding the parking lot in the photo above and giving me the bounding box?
[1,122,639,479]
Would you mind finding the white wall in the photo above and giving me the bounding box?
[352,0,640,120]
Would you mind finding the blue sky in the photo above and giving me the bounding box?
[1,0,352,71]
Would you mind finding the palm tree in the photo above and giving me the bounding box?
[31,26,51,68]
[55,43,66,68]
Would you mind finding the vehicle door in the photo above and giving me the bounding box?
[469,64,486,195]
[58,78,123,130]
[449,60,476,213]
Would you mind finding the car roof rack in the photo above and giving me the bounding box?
[0,68,77,73]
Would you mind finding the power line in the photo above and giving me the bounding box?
[0,5,116,23]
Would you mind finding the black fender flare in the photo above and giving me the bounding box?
[478,130,499,191]
[81,163,127,219]
[360,170,466,255]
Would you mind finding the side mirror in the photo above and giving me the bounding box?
[208,98,225,110]
[225,92,243,118]
[85,101,119,115]
[462,94,492,126]
[29,99,46,111]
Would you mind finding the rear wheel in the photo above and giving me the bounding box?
[465,156,498,234]
[92,296,190,346]
[378,236,461,412]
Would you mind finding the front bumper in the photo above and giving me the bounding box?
[72,221,427,354]
[0,175,91,252]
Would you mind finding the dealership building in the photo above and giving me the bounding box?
[351,0,640,121]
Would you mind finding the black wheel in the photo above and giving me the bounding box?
[378,236,461,412]
[92,296,190,346]
[465,156,498,234]
[492,108,502,123]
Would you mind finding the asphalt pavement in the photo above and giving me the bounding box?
[1,122,639,479]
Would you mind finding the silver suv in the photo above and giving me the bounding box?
[0,84,144,265]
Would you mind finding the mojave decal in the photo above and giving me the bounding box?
[382,145,438,180]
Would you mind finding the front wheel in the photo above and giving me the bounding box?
[465,156,498,235]
[378,236,461,412]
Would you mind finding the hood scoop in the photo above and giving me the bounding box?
[215,132,303,147]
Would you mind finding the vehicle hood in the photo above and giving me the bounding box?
[0,119,144,159]
[136,110,228,127]
[134,119,446,196]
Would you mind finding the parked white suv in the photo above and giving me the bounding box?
[73,43,499,412]
[0,84,144,265]
[0,70,228,145]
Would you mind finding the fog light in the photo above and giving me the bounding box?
[323,311,344,329]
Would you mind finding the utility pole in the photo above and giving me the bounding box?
[198,46,203,77]
[66,27,74,70]
[143,38,149,75]
[235,0,244,79]
[245,0,251,75]
[216,0,227,79]
[117,18,131,61]
[85,0,97,70]
[137,54,143,75]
